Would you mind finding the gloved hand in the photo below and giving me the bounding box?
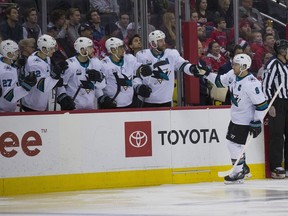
[80,78,95,90]
[138,64,152,77]
[21,72,37,91]
[51,61,68,80]
[190,64,210,77]
[136,84,152,98]
[86,69,104,82]
[98,95,117,109]
[268,105,276,117]
[57,93,75,110]
[249,120,262,138]
[17,57,26,68]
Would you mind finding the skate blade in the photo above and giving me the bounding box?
[224,179,244,185]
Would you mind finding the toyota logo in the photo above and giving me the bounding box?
[129,131,148,148]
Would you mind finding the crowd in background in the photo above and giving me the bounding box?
[0,0,285,112]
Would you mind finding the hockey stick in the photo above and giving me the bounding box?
[218,83,283,177]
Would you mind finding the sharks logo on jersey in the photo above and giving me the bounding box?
[230,88,241,107]
[151,59,170,84]
[113,72,132,91]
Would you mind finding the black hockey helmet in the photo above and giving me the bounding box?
[274,39,288,54]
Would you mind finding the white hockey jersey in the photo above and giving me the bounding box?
[101,54,141,107]
[135,48,192,104]
[206,70,268,125]
[58,56,106,110]
[22,52,58,111]
[0,60,29,112]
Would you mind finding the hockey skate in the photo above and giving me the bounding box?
[271,167,285,179]
[224,171,245,184]
[243,163,252,179]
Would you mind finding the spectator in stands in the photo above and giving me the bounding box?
[190,8,199,22]
[89,0,119,26]
[126,12,156,40]
[0,6,23,43]
[256,52,273,80]
[128,34,142,56]
[159,12,176,48]
[195,0,214,27]
[47,9,68,39]
[239,0,264,31]
[264,24,279,41]
[22,7,42,42]
[148,0,169,28]
[214,0,234,28]
[204,40,227,72]
[66,8,81,45]
[17,38,36,72]
[86,9,105,42]
[210,17,228,55]
[218,43,243,75]
[197,22,213,55]
[115,12,130,39]
[78,23,93,39]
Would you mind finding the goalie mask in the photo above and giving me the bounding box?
[0,39,19,60]
[74,37,93,57]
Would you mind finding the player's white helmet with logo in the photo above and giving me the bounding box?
[0,39,19,60]
[233,53,252,71]
[74,37,93,55]
[37,34,57,54]
[148,30,165,48]
[105,37,124,53]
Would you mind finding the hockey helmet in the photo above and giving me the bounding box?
[148,30,165,48]
[74,37,93,54]
[233,54,252,70]
[274,39,288,54]
[105,37,124,53]
[37,34,57,52]
[0,39,19,59]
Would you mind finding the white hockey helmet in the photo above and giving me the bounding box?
[37,34,57,53]
[233,53,252,71]
[0,39,19,59]
[105,37,124,53]
[74,37,93,55]
[148,30,165,48]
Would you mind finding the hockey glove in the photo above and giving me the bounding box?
[51,61,68,80]
[98,95,117,109]
[190,64,210,77]
[21,72,37,91]
[86,69,104,82]
[57,93,75,110]
[136,84,152,98]
[80,79,95,90]
[138,64,152,77]
[17,57,26,68]
[249,120,262,138]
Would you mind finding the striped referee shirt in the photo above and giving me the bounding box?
[262,57,288,101]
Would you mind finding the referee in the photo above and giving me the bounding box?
[262,39,288,179]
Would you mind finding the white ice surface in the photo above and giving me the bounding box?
[1,179,288,216]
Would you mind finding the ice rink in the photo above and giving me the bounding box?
[1,179,288,216]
